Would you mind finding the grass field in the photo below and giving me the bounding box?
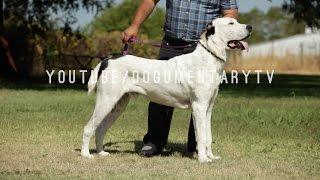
[0,74,320,179]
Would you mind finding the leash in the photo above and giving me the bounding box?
[123,37,225,62]
[122,36,198,55]
[57,37,217,64]
[59,53,123,61]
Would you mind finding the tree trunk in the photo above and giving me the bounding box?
[0,0,3,34]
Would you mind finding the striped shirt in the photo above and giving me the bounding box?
[164,0,238,42]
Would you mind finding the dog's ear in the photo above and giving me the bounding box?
[206,25,215,39]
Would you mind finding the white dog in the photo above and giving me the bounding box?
[81,17,252,163]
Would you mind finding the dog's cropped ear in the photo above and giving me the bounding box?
[206,24,215,39]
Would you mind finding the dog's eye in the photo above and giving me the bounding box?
[228,22,234,25]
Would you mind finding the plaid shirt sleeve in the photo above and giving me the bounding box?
[220,0,238,10]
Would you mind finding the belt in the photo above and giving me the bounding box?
[163,35,197,47]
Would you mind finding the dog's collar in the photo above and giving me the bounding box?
[198,41,225,62]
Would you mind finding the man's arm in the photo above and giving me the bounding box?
[222,9,238,19]
[122,0,159,43]
[220,0,238,19]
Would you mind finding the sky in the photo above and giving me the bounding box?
[71,0,285,29]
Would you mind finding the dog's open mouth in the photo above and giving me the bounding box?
[227,35,250,51]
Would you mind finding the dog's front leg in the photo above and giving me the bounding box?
[192,102,212,163]
[206,90,221,160]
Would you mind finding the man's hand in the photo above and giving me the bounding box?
[122,0,158,43]
[122,25,139,43]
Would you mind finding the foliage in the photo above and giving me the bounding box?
[239,7,305,44]
[89,30,159,58]
[1,0,113,32]
[79,0,163,60]
[43,30,93,56]
[87,0,165,40]
[283,0,320,28]
[0,0,113,77]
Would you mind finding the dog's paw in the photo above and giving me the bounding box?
[98,151,110,156]
[207,153,221,160]
[198,156,212,163]
[81,153,94,159]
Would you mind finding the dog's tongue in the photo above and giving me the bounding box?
[240,41,249,52]
[228,40,249,52]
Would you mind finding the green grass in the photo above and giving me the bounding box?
[0,75,320,179]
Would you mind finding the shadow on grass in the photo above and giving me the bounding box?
[1,73,320,97]
[74,140,195,159]
[0,75,87,91]
[220,73,320,97]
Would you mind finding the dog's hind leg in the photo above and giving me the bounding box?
[95,94,130,156]
[81,92,124,159]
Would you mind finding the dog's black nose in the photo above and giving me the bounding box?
[246,25,253,32]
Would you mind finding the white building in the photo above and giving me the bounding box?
[242,28,320,59]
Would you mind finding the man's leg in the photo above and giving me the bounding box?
[140,38,197,156]
[139,48,174,156]
[187,116,196,153]
[140,102,174,156]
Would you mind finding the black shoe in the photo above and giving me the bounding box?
[138,143,159,157]
[187,141,197,153]
[186,144,197,158]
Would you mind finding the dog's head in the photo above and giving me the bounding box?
[201,17,252,60]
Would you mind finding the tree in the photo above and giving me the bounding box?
[1,0,113,32]
[239,7,305,44]
[0,0,113,78]
[0,0,3,34]
[238,8,266,44]
[266,7,305,40]
[283,0,320,28]
[88,0,165,40]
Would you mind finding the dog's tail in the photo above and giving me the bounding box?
[87,62,102,94]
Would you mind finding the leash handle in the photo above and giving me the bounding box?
[122,36,198,55]
[123,36,138,55]
[122,43,129,55]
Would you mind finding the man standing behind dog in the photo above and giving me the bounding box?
[122,0,238,157]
